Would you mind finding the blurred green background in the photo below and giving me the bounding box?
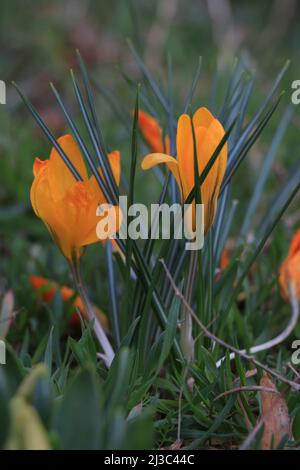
[0,0,299,310]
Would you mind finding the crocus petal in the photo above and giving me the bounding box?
[137,109,170,153]
[193,107,215,130]
[29,275,109,331]
[288,230,300,258]
[97,151,121,189]
[48,134,88,202]
[29,275,56,302]
[141,153,187,200]
[176,114,194,192]
[30,161,49,216]
[33,158,48,177]
[196,120,227,232]
[279,230,300,301]
[141,107,227,235]
[31,169,83,260]
[61,180,99,249]
[71,294,108,331]
[30,164,61,230]
[279,251,300,300]
[204,119,227,195]
[220,248,230,272]
[30,133,123,262]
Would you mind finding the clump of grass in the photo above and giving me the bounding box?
[1,45,300,451]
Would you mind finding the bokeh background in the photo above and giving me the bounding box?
[0,0,299,329]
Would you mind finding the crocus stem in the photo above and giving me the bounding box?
[70,258,115,368]
[180,250,197,362]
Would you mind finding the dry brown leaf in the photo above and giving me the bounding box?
[260,373,291,449]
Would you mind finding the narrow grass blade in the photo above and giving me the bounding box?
[228,61,289,164]
[76,51,108,155]
[105,242,121,347]
[230,78,254,146]
[118,66,160,119]
[215,199,238,264]
[183,57,202,113]
[93,80,131,132]
[50,82,113,202]
[257,162,300,240]
[221,93,284,192]
[125,87,139,320]
[213,185,230,256]
[166,54,177,202]
[70,70,119,202]
[219,58,242,118]
[222,174,300,318]
[127,39,170,115]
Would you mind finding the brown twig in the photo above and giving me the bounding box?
[160,258,300,391]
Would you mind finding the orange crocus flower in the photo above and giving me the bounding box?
[141,107,227,234]
[137,109,170,154]
[30,134,121,262]
[29,275,108,330]
[279,230,300,300]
